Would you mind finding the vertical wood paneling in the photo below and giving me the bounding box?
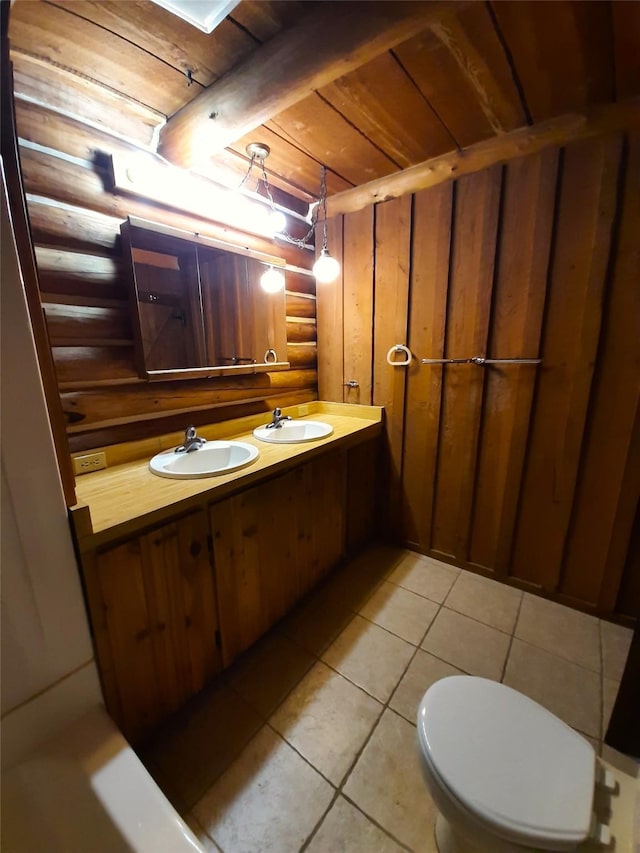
[431,166,502,560]
[511,134,623,591]
[372,195,412,534]
[317,214,344,401]
[402,182,453,549]
[342,206,374,404]
[561,134,640,605]
[95,539,162,741]
[468,149,558,574]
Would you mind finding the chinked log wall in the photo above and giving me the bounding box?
[11,54,318,453]
[318,128,640,620]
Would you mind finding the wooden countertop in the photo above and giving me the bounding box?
[70,402,382,548]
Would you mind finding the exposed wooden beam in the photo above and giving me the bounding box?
[327,100,640,217]
[159,0,466,166]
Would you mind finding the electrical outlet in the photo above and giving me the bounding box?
[73,452,107,475]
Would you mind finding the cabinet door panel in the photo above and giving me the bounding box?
[94,538,164,741]
[211,452,346,666]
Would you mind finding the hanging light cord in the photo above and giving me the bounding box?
[238,153,321,250]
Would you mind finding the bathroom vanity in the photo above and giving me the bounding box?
[70,403,382,743]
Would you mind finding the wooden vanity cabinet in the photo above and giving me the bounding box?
[211,450,346,666]
[82,509,221,743]
[78,433,380,743]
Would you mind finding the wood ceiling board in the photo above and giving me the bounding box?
[267,93,398,187]
[428,3,526,133]
[394,28,499,147]
[612,0,640,99]
[11,52,164,148]
[229,0,309,43]
[9,0,201,115]
[326,100,640,217]
[47,0,256,88]
[319,52,457,169]
[231,122,353,198]
[159,0,468,162]
[490,0,614,122]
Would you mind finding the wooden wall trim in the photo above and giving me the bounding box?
[2,48,77,503]
[327,99,640,217]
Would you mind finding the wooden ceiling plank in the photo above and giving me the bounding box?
[394,29,496,147]
[327,99,640,218]
[612,0,640,100]
[490,0,614,122]
[9,0,199,115]
[319,52,457,169]
[47,0,256,87]
[266,93,398,187]
[229,1,309,43]
[227,125,353,200]
[159,0,469,164]
[429,4,526,133]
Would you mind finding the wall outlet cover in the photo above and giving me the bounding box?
[73,452,107,475]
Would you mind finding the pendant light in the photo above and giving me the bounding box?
[312,166,340,284]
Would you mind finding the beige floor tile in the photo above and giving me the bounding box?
[515,593,601,672]
[421,608,510,680]
[229,632,315,718]
[328,544,407,608]
[359,581,439,645]
[307,795,404,853]
[602,677,620,740]
[280,581,354,657]
[183,813,221,852]
[444,570,522,634]
[601,620,633,682]
[193,726,334,853]
[343,709,438,852]
[322,614,415,703]
[142,683,262,809]
[390,650,464,724]
[504,639,601,738]
[270,661,382,785]
[388,552,459,603]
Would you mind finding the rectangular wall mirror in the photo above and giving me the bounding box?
[121,217,289,381]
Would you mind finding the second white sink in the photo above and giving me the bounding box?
[253,420,333,443]
[149,441,258,479]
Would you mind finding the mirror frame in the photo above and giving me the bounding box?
[121,216,290,381]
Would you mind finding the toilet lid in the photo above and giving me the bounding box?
[417,676,596,848]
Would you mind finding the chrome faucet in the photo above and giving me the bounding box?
[176,425,205,453]
[266,407,292,429]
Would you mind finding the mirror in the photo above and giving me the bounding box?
[121,217,289,381]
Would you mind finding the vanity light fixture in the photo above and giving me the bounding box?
[260,265,285,293]
[312,166,340,284]
[240,143,287,235]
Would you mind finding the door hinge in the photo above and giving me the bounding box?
[214,629,221,649]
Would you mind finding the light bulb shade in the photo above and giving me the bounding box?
[260,266,285,293]
[312,248,340,283]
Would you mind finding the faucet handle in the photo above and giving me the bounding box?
[185,425,197,439]
[273,408,282,418]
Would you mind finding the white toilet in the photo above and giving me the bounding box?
[417,676,612,853]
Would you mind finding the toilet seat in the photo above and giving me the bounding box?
[417,676,596,850]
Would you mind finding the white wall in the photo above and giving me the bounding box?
[1,161,101,769]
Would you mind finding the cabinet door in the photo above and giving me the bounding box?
[85,510,220,742]
[211,452,345,666]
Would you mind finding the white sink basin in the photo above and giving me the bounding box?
[149,440,258,479]
[253,420,333,443]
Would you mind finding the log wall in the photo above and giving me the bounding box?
[11,53,318,454]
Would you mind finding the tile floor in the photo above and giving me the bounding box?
[141,545,634,853]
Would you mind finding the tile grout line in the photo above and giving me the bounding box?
[500,590,525,682]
